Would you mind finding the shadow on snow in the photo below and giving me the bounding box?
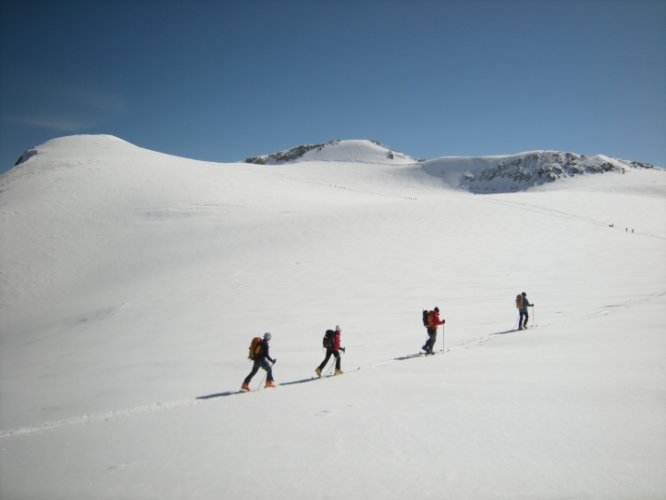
[196,376,321,400]
[196,390,241,400]
[197,329,529,400]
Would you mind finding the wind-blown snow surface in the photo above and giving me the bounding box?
[1,135,665,499]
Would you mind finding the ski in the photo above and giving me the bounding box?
[314,365,359,378]
[420,348,448,356]
[314,370,348,379]
[414,347,449,357]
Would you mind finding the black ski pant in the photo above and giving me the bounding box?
[244,358,273,384]
[424,328,437,352]
[519,309,528,328]
[318,349,341,371]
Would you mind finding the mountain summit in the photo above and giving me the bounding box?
[244,139,417,165]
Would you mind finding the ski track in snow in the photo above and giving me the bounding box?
[479,196,666,240]
[0,399,200,440]
[6,292,662,442]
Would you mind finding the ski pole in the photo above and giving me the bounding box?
[256,361,275,390]
[531,305,535,327]
[325,359,336,376]
[439,324,444,353]
[257,372,267,391]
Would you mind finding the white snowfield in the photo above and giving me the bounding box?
[1,135,665,500]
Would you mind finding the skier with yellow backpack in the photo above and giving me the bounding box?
[516,292,533,330]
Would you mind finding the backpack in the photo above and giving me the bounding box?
[248,337,262,360]
[515,294,524,309]
[422,309,430,327]
[323,329,335,349]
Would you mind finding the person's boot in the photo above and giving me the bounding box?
[265,380,277,388]
[335,369,343,375]
[240,382,250,392]
[315,367,322,377]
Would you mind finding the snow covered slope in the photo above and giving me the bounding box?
[1,135,665,499]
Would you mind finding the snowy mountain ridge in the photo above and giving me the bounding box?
[424,150,656,193]
[245,138,658,193]
[10,135,658,195]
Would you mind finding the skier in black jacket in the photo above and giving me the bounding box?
[316,325,345,376]
[241,332,276,391]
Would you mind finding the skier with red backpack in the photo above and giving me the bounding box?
[422,307,445,355]
[241,332,277,391]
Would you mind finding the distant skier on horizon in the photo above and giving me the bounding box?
[422,307,445,354]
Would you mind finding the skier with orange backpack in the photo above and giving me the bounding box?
[241,332,277,391]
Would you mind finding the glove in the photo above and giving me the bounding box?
[341,347,346,353]
[271,358,277,364]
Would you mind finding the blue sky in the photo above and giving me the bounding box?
[1,0,664,173]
